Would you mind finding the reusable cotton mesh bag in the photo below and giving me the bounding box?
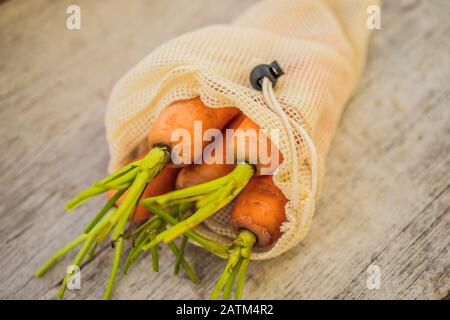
[105,0,378,260]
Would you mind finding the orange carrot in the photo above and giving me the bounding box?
[231,175,287,247]
[141,114,284,251]
[207,176,287,300]
[227,115,283,175]
[148,98,239,165]
[144,114,287,300]
[106,98,239,219]
[175,113,283,189]
[175,114,243,189]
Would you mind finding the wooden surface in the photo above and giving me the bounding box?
[1,0,449,300]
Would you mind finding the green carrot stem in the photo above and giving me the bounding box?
[65,146,167,213]
[209,247,241,300]
[174,203,190,275]
[209,230,256,300]
[235,258,250,300]
[123,219,163,273]
[41,148,169,299]
[143,203,230,258]
[84,189,125,233]
[167,242,200,284]
[142,164,254,247]
[112,147,168,241]
[87,241,99,262]
[236,230,257,255]
[65,185,109,212]
[233,230,256,300]
[222,259,241,300]
[151,245,159,272]
[174,236,188,275]
[112,172,152,240]
[142,173,231,206]
[101,167,139,188]
[126,216,159,238]
[196,178,233,208]
[103,237,123,300]
[64,165,138,212]
[43,208,116,297]
[57,236,95,299]
[178,202,193,215]
[124,230,150,266]
[106,147,168,293]
[152,194,208,209]
[123,231,149,274]
[99,160,140,184]
[56,209,117,299]
[143,189,228,247]
[34,233,88,277]
[163,193,233,244]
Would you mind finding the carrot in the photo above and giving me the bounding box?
[176,113,283,189]
[148,98,239,165]
[36,97,239,300]
[175,114,244,189]
[231,175,287,246]
[140,113,289,300]
[140,114,283,248]
[227,114,283,176]
[175,162,235,190]
[209,175,288,300]
[64,98,239,213]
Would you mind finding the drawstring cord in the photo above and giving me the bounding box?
[261,77,318,226]
[261,78,299,198]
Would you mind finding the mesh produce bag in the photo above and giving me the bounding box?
[105,0,378,260]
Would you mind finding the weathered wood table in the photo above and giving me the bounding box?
[1,0,449,299]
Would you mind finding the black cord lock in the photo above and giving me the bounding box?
[249,60,284,91]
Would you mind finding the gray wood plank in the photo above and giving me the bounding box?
[0,0,449,299]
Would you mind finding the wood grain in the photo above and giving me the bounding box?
[0,0,449,299]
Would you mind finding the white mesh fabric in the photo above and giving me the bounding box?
[105,0,378,259]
